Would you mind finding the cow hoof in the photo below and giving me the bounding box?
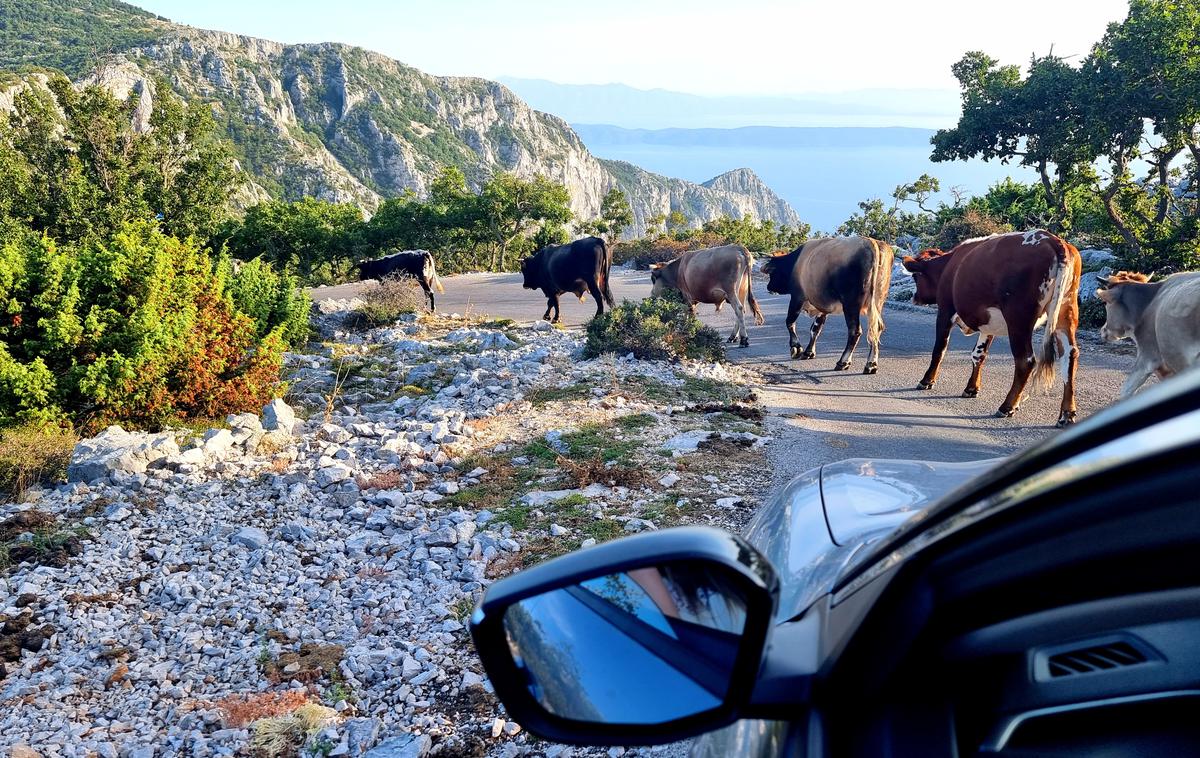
[834,361,852,371]
[1056,412,1077,428]
[862,363,878,375]
[727,335,737,343]
[799,351,816,360]
[739,337,750,348]
[995,406,1017,418]
[790,346,801,359]
[962,388,979,398]
[917,381,934,391]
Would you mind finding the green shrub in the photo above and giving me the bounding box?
[1078,297,1108,329]
[931,208,1012,250]
[0,222,290,431]
[226,257,311,346]
[584,290,725,363]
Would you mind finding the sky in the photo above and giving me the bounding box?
[134,0,1130,97]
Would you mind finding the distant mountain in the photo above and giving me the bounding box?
[573,124,1031,232]
[0,1,801,236]
[574,124,938,149]
[498,77,961,129]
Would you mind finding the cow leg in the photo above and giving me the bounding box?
[918,309,953,390]
[799,314,826,360]
[419,279,435,312]
[1119,358,1156,399]
[962,334,995,398]
[833,310,862,371]
[543,294,561,323]
[587,280,605,318]
[1056,328,1080,427]
[729,296,750,348]
[997,325,1036,418]
[786,295,806,359]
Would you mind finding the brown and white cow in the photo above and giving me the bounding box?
[902,230,1082,426]
[1096,270,1200,397]
[649,244,764,347]
[761,236,892,373]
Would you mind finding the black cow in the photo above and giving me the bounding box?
[520,237,615,322]
[761,236,892,373]
[357,250,444,311]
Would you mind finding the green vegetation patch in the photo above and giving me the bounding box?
[584,290,725,364]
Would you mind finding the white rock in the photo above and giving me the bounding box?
[231,526,269,550]
[658,472,680,488]
[262,398,296,434]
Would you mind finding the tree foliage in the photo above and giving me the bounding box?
[577,188,634,242]
[219,198,363,284]
[2,76,238,242]
[933,0,1200,271]
[0,79,305,430]
[356,167,574,273]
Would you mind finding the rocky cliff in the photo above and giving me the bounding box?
[0,1,801,237]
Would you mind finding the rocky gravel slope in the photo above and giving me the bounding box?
[1,303,770,757]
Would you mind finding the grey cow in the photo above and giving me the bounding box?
[1097,270,1200,397]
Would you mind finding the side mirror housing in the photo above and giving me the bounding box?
[470,527,779,745]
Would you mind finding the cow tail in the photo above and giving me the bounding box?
[425,252,445,293]
[865,238,891,347]
[1031,238,1074,391]
[742,247,765,325]
[600,239,615,307]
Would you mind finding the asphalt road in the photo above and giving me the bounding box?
[312,269,1137,474]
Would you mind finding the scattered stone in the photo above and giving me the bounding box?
[262,398,297,434]
[659,472,680,487]
[230,526,269,550]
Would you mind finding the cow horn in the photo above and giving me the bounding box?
[649,262,664,270]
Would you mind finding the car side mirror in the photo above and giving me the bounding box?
[470,527,779,745]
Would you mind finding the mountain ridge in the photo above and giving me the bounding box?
[0,1,802,236]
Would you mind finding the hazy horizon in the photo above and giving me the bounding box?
[134,0,1128,98]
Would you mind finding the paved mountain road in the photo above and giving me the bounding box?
[312,269,1137,483]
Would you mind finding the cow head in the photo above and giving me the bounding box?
[520,250,542,290]
[648,261,676,298]
[761,247,801,295]
[901,249,948,305]
[1095,271,1151,342]
[356,260,373,282]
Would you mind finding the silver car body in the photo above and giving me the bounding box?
[693,456,1001,757]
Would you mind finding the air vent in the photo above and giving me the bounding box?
[1047,641,1148,678]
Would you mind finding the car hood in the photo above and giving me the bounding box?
[743,457,1001,622]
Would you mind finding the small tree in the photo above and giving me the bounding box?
[220,198,363,284]
[478,173,572,270]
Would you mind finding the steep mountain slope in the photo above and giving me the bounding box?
[0,1,802,236]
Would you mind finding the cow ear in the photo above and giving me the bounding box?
[649,262,663,270]
[1096,276,1111,288]
[901,256,920,272]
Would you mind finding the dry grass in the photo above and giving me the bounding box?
[556,455,646,489]
[0,423,77,502]
[357,469,407,490]
[348,277,427,329]
[216,690,312,728]
[261,643,345,685]
[249,701,338,757]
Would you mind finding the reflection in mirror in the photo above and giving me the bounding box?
[502,562,748,724]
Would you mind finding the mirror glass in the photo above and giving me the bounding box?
[502,561,749,724]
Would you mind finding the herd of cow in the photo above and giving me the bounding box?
[356,231,1200,429]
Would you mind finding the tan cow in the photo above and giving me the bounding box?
[1097,270,1200,397]
[650,244,764,347]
